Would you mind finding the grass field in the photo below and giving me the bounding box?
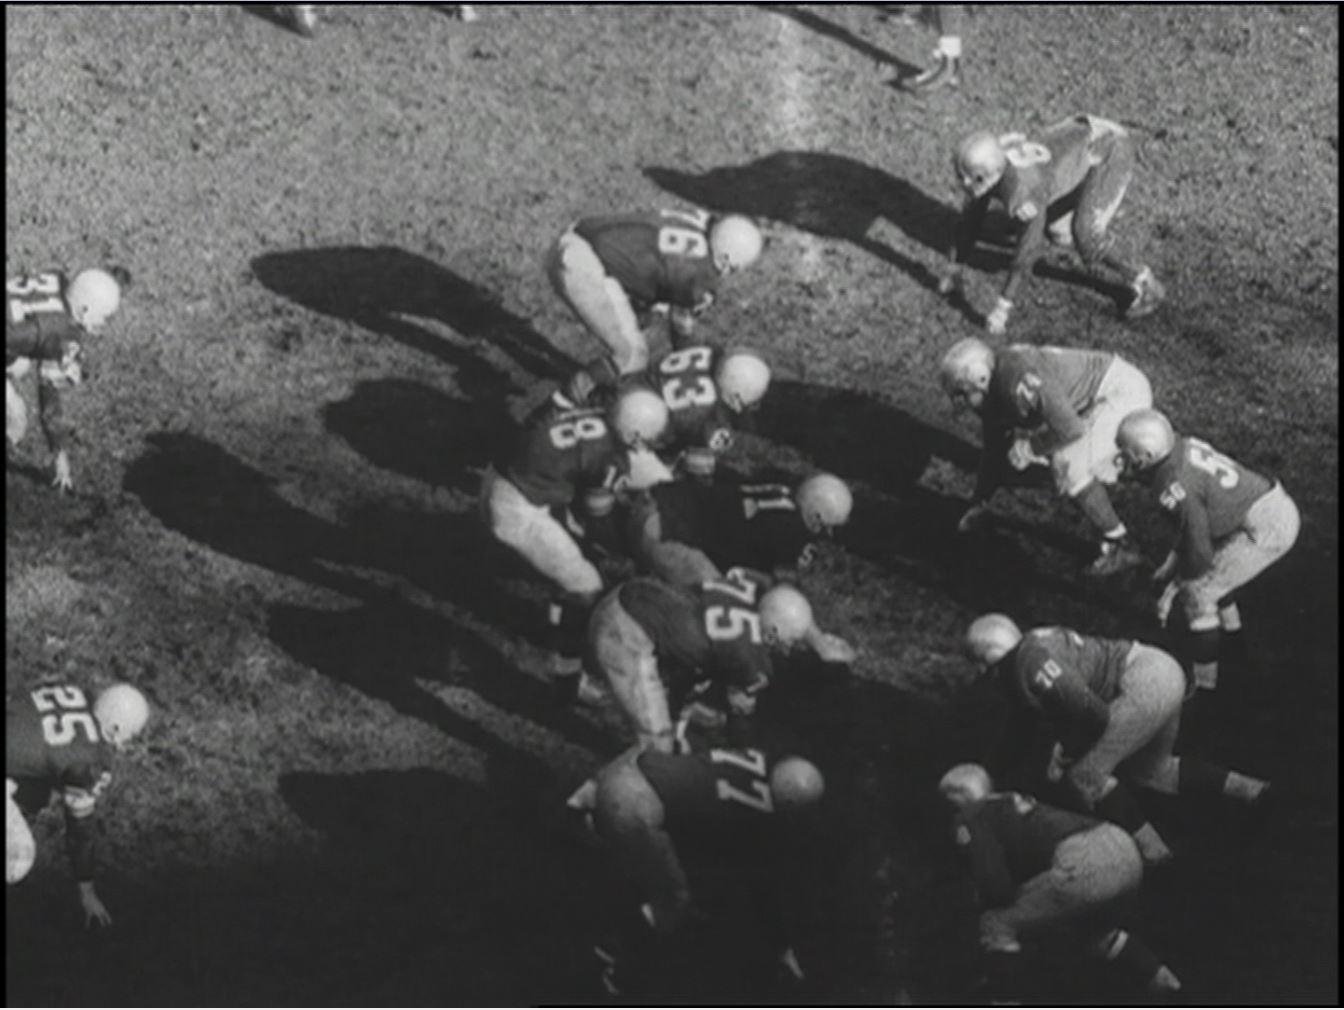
[5,4,1338,1004]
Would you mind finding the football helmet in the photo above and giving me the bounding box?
[93,684,150,747]
[714,349,771,413]
[1116,408,1176,473]
[758,584,813,647]
[610,387,670,448]
[796,473,853,533]
[769,757,826,809]
[709,215,763,274]
[964,614,1022,668]
[955,131,1008,199]
[938,763,992,807]
[938,338,995,411]
[66,269,122,333]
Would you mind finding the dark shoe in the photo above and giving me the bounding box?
[1086,537,1144,577]
[902,54,961,92]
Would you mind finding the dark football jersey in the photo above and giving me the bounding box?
[953,792,1099,904]
[652,479,815,573]
[1147,436,1274,578]
[986,344,1114,441]
[639,746,779,830]
[990,116,1123,225]
[1007,627,1132,706]
[501,398,628,508]
[6,684,114,816]
[5,271,85,365]
[573,209,721,312]
[618,570,774,704]
[645,345,737,455]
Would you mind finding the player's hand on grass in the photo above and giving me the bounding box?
[52,451,73,493]
[79,882,112,929]
[985,296,1013,336]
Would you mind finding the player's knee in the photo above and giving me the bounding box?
[5,381,27,447]
[6,793,36,886]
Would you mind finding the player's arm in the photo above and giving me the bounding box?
[956,814,1016,908]
[1030,380,1087,452]
[36,374,75,491]
[1001,206,1048,304]
[1175,497,1214,580]
[61,785,113,927]
[561,354,623,405]
[949,194,990,270]
[1029,664,1110,760]
[969,422,1014,505]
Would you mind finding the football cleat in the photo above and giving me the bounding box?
[93,684,150,747]
[903,53,961,93]
[954,131,1008,199]
[1116,409,1176,474]
[610,387,670,448]
[796,473,853,533]
[758,585,813,647]
[1086,537,1144,577]
[66,269,122,333]
[1126,267,1166,319]
[938,337,995,411]
[769,758,825,809]
[708,215,764,273]
[963,614,1022,668]
[714,349,771,413]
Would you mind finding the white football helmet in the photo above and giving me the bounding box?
[93,684,150,747]
[954,131,1008,199]
[66,269,122,333]
[714,349,771,413]
[758,584,813,647]
[963,614,1022,669]
[938,338,995,412]
[1117,409,1176,473]
[796,473,853,534]
[938,763,993,808]
[610,387,670,448]
[709,215,763,274]
[769,757,825,809]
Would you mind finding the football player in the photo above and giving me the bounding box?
[940,114,1165,333]
[563,343,772,488]
[584,570,816,753]
[1116,409,1301,696]
[481,386,669,695]
[962,615,1272,866]
[6,268,123,492]
[275,4,476,36]
[939,338,1151,576]
[587,745,823,996]
[545,208,763,376]
[939,764,1182,1001]
[7,683,150,927]
[616,473,857,663]
[900,4,967,93]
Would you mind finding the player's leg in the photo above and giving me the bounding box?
[592,596,675,752]
[277,4,318,36]
[6,779,36,885]
[6,376,28,447]
[1073,130,1165,317]
[1088,927,1182,995]
[546,230,648,374]
[483,472,604,598]
[903,4,965,93]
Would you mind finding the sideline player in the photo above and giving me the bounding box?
[939,763,1182,1001]
[546,208,763,376]
[941,114,1165,332]
[7,683,150,927]
[900,4,968,93]
[939,338,1151,576]
[6,268,123,492]
[590,745,823,996]
[961,615,1272,866]
[1117,409,1300,696]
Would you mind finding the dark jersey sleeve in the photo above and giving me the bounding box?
[954,805,1017,907]
[1013,632,1111,757]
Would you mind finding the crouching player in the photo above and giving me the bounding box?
[591,745,824,996]
[939,763,1181,1002]
[1117,409,1301,697]
[962,615,1272,867]
[7,683,150,927]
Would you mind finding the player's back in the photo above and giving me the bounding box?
[502,399,622,507]
[1152,436,1273,540]
[639,747,779,862]
[992,344,1114,424]
[6,685,112,802]
[1016,626,1132,701]
[646,346,735,452]
[959,792,1098,885]
[575,209,719,310]
[6,271,82,363]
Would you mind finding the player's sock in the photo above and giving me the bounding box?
[1096,929,1174,993]
[1223,771,1270,804]
[1219,601,1243,633]
[1176,756,1231,802]
[1073,482,1125,538]
[936,34,963,59]
[1095,781,1173,865]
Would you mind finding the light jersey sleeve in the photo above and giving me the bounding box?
[501,399,625,508]
[574,210,721,311]
[1151,436,1275,579]
[1008,628,1123,757]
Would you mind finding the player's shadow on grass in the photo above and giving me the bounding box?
[322,378,506,495]
[646,153,959,296]
[251,247,576,400]
[757,4,920,75]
